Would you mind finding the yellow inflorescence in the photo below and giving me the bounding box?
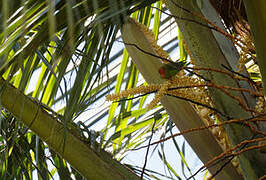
[167,72,211,105]
[106,71,213,111]
[146,81,171,110]
[132,18,171,63]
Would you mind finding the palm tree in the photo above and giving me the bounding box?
[0,0,265,179]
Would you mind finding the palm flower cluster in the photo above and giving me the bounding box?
[106,70,211,111]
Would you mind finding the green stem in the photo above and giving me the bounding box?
[0,77,138,180]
